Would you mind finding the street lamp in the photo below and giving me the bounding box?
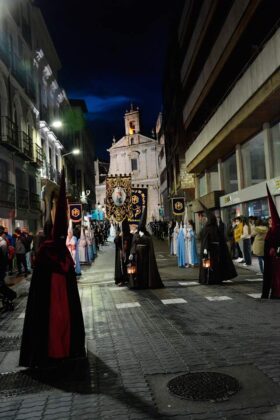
[61,148,80,158]
[51,120,63,128]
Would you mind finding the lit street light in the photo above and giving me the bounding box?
[51,120,63,128]
[61,148,81,158]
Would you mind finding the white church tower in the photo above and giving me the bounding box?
[107,105,162,222]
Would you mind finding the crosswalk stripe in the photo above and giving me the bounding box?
[161,298,187,304]
[205,296,232,301]
[247,293,262,299]
[116,302,141,309]
[178,281,199,286]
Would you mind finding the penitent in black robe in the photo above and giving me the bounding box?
[130,233,164,289]
[114,233,132,285]
[19,240,86,368]
[199,223,237,285]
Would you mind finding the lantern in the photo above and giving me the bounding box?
[127,264,137,275]
[202,258,211,268]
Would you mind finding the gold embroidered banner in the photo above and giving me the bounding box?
[106,175,132,222]
[128,188,148,223]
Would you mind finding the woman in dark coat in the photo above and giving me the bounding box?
[19,169,85,368]
[199,213,237,284]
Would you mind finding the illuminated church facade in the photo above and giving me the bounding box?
[96,105,165,223]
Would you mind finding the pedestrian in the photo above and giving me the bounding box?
[241,217,252,266]
[22,227,33,272]
[234,217,244,262]
[251,219,268,274]
[14,228,29,277]
[199,209,237,285]
[4,227,15,275]
[0,226,17,310]
[185,220,199,267]
[262,186,280,299]
[168,221,176,255]
[19,169,85,368]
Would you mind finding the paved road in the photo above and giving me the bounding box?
[0,239,280,420]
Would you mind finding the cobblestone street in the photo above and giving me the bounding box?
[1,239,280,419]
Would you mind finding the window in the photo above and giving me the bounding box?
[131,159,137,171]
[241,131,265,187]
[222,154,238,194]
[129,121,136,134]
[271,122,280,177]
[130,137,135,145]
[208,163,219,192]
[0,159,9,182]
[199,174,206,197]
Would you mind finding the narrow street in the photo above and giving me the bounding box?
[1,239,280,419]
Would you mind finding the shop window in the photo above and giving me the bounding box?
[243,198,269,219]
[222,154,238,194]
[271,122,280,177]
[241,132,266,188]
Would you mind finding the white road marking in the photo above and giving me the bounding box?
[116,302,141,309]
[178,282,199,286]
[205,296,232,301]
[18,311,25,319]
[161,298,187,304]
[244,278,262,282]
[247,293,262,299]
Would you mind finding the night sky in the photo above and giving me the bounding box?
[33,0,183,159]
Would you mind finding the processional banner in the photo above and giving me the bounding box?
[172,197,185,216]
[69,203,82,223]
[128,188,148,223]
[106,175,132,222]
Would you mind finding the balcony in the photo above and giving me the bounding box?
[29,192,41,211]
[32,144,44,166]
[16,188,29,209]
[21,131,33,160]
[0,180,15,208]
[0,116,21,151]
[41,162,61,184]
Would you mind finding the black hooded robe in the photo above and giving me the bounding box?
[199,222,237,284]
[130,232,164,289]
[19,241,85,368]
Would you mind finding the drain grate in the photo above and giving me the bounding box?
[0,336,22,351]
[168,371,241,402]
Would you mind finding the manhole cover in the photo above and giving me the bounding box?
[0,336,21,351]
[168,372,241,402]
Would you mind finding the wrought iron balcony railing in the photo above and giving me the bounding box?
[29,192,41,211]
[0,180,15,208]
[21,131,33,160]
[41,162,61,184]
[16,188,29,209]
[34,144,44,166]
[0,116,21,150]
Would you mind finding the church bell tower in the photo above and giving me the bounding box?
[124,104,140,135]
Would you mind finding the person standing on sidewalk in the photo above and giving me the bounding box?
[251,219,268,274]
[241,217,252,266]
[234,217,244,262]
[14,228,29,277]
[0,226,16,308]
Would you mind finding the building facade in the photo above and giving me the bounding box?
[163,0,280,225]
[0,1,96,232]
[97,106,163,223]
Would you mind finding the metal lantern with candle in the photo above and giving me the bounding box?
[127,264,137,275]
[202,257,211,268]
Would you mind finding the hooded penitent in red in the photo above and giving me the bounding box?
[19,168,85,367]
[262,185,280,298]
